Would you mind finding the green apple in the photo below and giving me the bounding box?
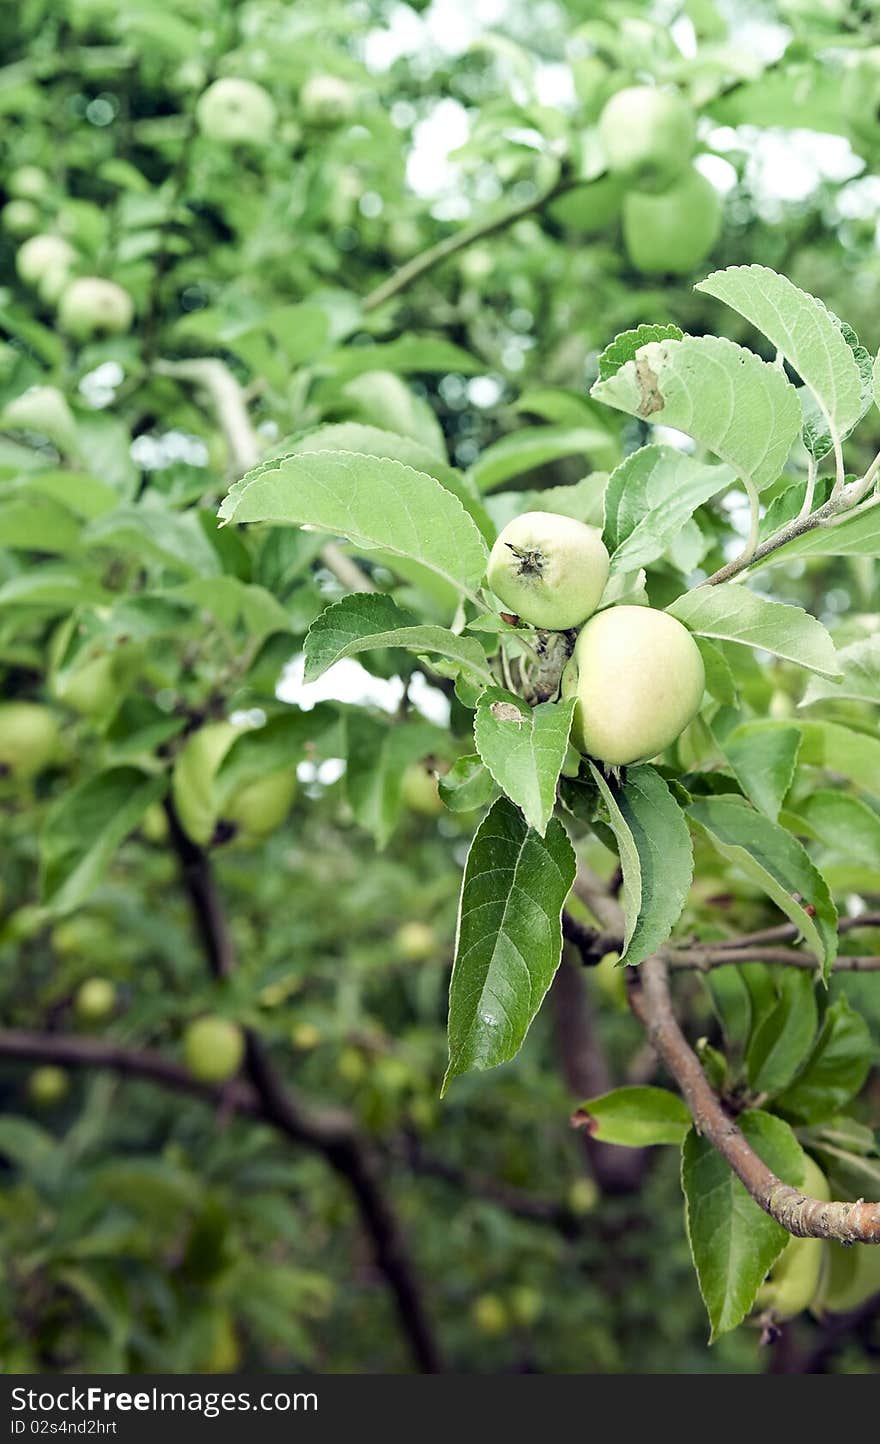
[509,1285,543,1328]
[562,606,705,766]
[0,702,59,780]
[757,1155,830,1320]
[567,1176,599,1215]
[16,233,75,291]
[486,512,610,631]
[58,277,133,341]
[598,85,696,193]
[183,1016,245,1083]
[843,49,880,151]
[300,74,357,125]
[548,174,626,236]
[28,1066,69,1106]
[141,803,168,844]
[51,651,119,718]
[393,921,438,963]
[224,768,297,838]
[2,200,41,238]
[622,166,722,276]
[9,165,50,201]
[196,78,276,146]
[819,1239,880,1314]
[401,763,442,816]
[74,976,117,1023]
[471,1293,509,1337]
[198,1307,240,1374]
[2,386,79,456]
[290,1022,322,1051]
[337,1046,367,1083]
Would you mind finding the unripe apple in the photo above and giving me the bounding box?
[51,652,118,717]
[393,921,438,963]
[471,1293,510,1337]
[757,1155,830,1320]
[141,803,168,844]
[548,174,626,236]
[622,167,722,276]
[486,512,610,631]
[561,606,705,766]
[598,85,696,193]
[74,976,117,1023]
[9,165,50,201]
[401,763,442,816]
[196,78,276,146]
[198,1307,240,1374]
[2,386,79,456]
[28,1066,69,1106]
[224,769,297,838]
[0,702,59,780]
[183,1016,245,1083]
[290,1022,322,1051]
[16,233,75,290]
[509,1285,543,1327]
[2,200,41,238]
[819,1239,880,1314]
[300,74,357,126]
[58,277,133,341]
[567,1176,599,1215]
[337,1046,367,1083]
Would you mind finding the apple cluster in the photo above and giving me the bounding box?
[553,85,721,276]
[486,511,705,767]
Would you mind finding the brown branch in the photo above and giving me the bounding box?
[628,956,880,1243]
[362,172,578,313]
[667,948,880,973]
[162,798,443,1373]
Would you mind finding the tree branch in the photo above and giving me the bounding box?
[162,797,443,1372]
[628,956,880,1243]
[362,172,578,314]
[667,948,880,973]
[703,491,880,587]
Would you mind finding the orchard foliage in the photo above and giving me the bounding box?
[1,0,880,1374]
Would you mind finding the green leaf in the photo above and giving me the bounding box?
[342,371,446,458]
[696,266,865,443]
[325,335,483,379]
[286,422,493,543]
[797,720,880,800]
[219,450,488,599]
[668,584,840,679]
[682,1110,804,1339]
[796,790,880,870]
[469,425,616,492]
[40,767,167,913]
[596,323,683,381]
[696,638,738,704]
[776,999,873,1125]
[474,688,575,837]
[718,721,801,820]
[437,754,497,813]
[304,593,494,687]
[578,1086,691,1146]
[215,709,336,798]
[801,634,880,707]
[443,797,575,1093]
[746,969,818,1094]
[873,346,880,415]
[688,794,838,977]
[345,714,447,848]
[171,577,292,641]
[85,504,221,578]
[0,494,82,554]
[589,764,693,967]
[756,498,880,565]
[592,334,801,492]
[603,444,732,573]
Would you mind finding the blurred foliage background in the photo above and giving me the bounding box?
[1,0,880,1375]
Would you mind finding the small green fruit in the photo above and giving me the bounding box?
[401,763,442,816]
[2,386,79,455]
[300,74,357,125]
[290,1022,322,1051]
[393,921,438,963]
[567,1176,599,1215]
[337,1046,367,1083]
[74,977,117,1023]
[598,85,696,192]
[51,652,118,718]
[16,233,75,290]
[622,167,722,276]
[486,512,610,631]
[548,174,626,235]
[224,769,297,838]
[173,721,297,844]
[819,1239,880,1314]
[184,1017,245,1083]
[28,1066,69,1106]
[0,702,59,780]
[196,77,276,146]
[562,606,705,766]
[58,277,133,341]
[757,1155,830,1320]
[2,200,41,238]
[471,1293,509,1337]
[509,1285,543,1327]
[9,165,50,201]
